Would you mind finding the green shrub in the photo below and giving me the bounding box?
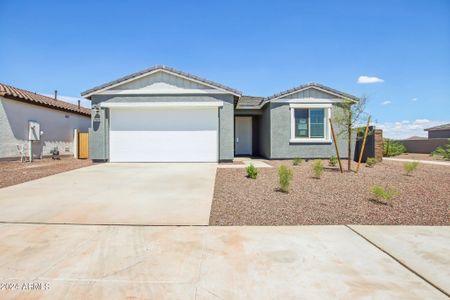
[313,160,324,178]
[278,165,294,193]
[293,158,303,166]
[432,139,450,160]
[370,185,399,205]
[246,164,258,179]
[366,157,377,168]
[383,139,406,157]
[329,156,338,167]
[404,161,419,176]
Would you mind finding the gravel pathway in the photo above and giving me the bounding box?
[209,160,450,225]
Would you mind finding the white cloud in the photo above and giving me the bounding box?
[374,119,448,139]
[357,75,384,84]
[411,97,418,101]
[42,94,91,108]
[381,100,391,105]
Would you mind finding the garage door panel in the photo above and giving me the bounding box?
[109,107,218,162]
[111,108,218,131]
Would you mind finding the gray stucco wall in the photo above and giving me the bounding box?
[0,97,90,159]
[89,94,234,161]
[269,103,354,159]
[89,106,109,160]
[259,105,271,158]
[428,130,450,139]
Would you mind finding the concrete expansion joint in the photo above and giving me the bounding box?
[345,225,450,298]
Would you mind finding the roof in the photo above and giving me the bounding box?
[0,83,90,116]
[237,96,264,108]
[263,82,359,102]
[424,123,450,131]
[404,136,427,140]
[81,65,242,97]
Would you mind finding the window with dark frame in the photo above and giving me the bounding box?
[294,108,325,139]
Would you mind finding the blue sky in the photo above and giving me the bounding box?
[0,0,449,138]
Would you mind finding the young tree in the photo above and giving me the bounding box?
[332,96,369,171]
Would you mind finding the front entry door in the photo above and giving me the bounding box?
[235,117,252,155]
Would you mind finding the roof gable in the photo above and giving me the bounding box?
[81,65,242,98]
[264,83,359,103]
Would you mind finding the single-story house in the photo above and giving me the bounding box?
[424,123,450,139]
[0,83,91,160]
[81,65,358,162]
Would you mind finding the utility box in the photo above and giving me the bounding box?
[28,121,41,141]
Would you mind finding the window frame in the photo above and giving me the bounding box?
[290,104,332,143]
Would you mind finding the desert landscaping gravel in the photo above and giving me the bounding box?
[0,157,92,189]
[209,160,450,225]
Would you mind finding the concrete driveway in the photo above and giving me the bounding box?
[0,163,217,225]
[0,225,448,299]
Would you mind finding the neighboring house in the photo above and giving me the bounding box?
[0,83,91,160]
[81,65,357,162]
[404,136,427,140]
[424,123,450,139]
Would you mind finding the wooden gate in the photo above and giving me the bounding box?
[78,132,89,159]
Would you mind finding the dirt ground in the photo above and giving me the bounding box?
[396,153,448,161]
[0,157,93,188]
[209,159,450,225]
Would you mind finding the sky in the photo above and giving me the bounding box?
[0,0,449,138]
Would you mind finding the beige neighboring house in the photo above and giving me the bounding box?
[0,83,91,160]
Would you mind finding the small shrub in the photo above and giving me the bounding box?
[329,156,338,167]
[383,139,406,157]
[432,139,450,160]
[278,165,294,193]
[404,161,419,176]
[313,160,324,178]
[293,158,303,166]
[370,185,399,205]
[246,164,258,179]
[366,157,377,168]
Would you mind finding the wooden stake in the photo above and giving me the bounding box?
[329,118,343,173]
[356,116,371,173]
[348,111,352,171]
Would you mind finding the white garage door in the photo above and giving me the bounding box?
[109,107,218,162]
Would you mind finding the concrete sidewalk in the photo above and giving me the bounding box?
[350,225,450,296]
[0,224,447,299]
[384,157,450,166]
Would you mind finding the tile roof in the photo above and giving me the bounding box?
[263,82,359,102]
[81,65,242,97]
[424,123,450,131]
[0,83,90,116]
[237,96,264,107]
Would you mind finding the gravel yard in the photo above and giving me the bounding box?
[209,159,450,225]
[0,157,93,189]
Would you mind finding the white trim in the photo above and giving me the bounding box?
[83,69,241,98]
[100,101,224,108]
[96,88,227,95]
[289,103,332,108]
[290,106,332,143]
[271,86,357,102]
[280,98,343,104]
[290,139,332,144]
